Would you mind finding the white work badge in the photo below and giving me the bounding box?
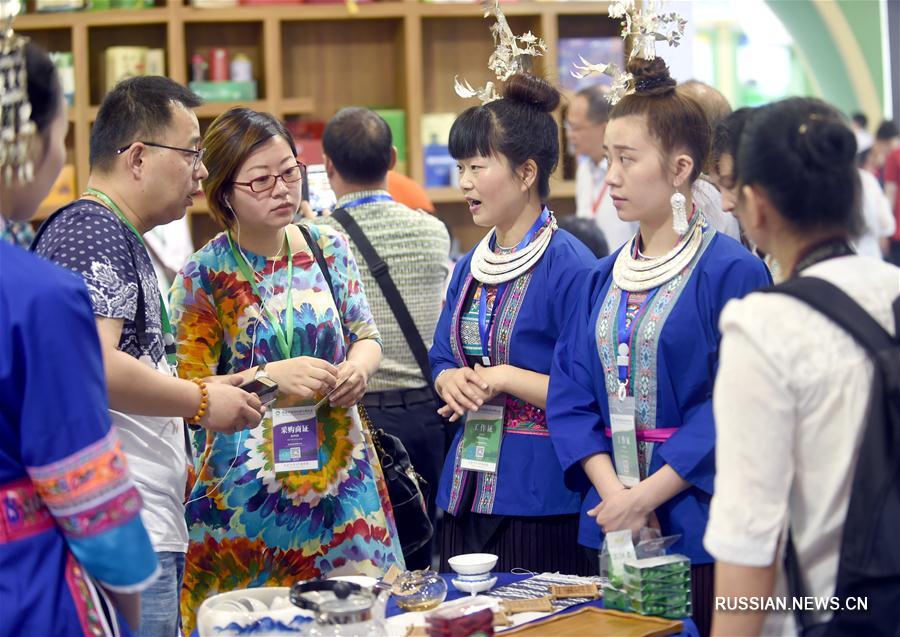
[460,395,506,473]
[610,395,640,487]
[270,405,320,473]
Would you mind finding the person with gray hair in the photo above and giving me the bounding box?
[566,84,637,251]
[677,80,743,242]
[678,80,732,135]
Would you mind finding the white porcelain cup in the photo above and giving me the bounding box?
[447,553,499,576]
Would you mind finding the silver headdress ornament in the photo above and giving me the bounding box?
[454,0,547,104]
[0,0,35,185]
[571,0,686,105]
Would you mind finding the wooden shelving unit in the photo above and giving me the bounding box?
[19,0,614,249]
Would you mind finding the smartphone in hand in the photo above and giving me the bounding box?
[239,376,279,406]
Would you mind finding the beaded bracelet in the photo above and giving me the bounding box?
[187,378,209,425]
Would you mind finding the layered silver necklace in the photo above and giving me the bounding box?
[470,214,557,285]
[613,213,707,292]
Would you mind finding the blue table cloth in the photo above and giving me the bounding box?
[386,573,699,637]
[189,573,699,636]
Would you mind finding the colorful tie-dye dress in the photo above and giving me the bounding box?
[169,223,403,633]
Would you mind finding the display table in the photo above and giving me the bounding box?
[190,573,700,636]
[385,572,700,636]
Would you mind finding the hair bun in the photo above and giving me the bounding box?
[795,117,858,171]
[503,73,561,113]
[626,57,676,97]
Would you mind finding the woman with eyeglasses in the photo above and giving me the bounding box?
[169,108,403,632]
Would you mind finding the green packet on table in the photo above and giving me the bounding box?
[624,586,692,606]
[623,570,691,591]
[603,585,630,612]
[630,596,692,619]
[623,554,690,579]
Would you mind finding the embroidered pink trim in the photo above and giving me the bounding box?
[0,477,54,544]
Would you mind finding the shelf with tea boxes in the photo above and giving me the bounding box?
[17,0,615,250]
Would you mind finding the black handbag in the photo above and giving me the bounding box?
[357,403,433,555]
[297,223,434,557]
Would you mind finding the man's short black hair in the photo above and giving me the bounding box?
[90,76,202,172]
[851,112,868,129]
[557,216,608,258]
[875,120,898,141]
[322,107,392,184]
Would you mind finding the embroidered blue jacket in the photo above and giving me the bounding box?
[1,242,158,637]
[547,229,771,563]
[430,229,595,517]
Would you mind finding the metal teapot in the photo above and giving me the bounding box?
[290,579,384,637]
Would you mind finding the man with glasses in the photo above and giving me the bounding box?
[566,84,636,252]
[116,140,202,299]
[33,76,265,637]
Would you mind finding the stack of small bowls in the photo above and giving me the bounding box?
[447,553,499,595]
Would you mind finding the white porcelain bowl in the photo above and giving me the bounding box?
[447,553,498,577]
[196,587,314,636]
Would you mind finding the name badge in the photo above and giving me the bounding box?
[610,396,640,487]
[460,395,505,473]
[271,406,319,473]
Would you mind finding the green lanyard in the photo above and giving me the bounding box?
[82,188,178,368]
[226,230,294,360]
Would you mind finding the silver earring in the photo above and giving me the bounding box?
[671,189,688,234]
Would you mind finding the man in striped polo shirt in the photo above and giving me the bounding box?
[304,107,451,569]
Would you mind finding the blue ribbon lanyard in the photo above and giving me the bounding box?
[340,193,394,210]
[615,289,658,398]
[477,207,550,366]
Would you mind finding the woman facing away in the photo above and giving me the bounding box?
[546,57,771,637]
[706,97,900,636]
[429,73,597,575]
[169,107,403,633]
[1,41,158,637]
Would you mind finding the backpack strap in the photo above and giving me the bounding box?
[31,203,73,251]
[894,296,900,343]
[762,276,895,355]
[764,276,899,636]
[329,208,436,391]
[33,202,151,348]
[35,202,189,459]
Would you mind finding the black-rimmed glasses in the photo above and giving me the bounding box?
[116,141,205,171]
[232,163,305,193]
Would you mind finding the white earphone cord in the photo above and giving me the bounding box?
[185,215,269,506]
